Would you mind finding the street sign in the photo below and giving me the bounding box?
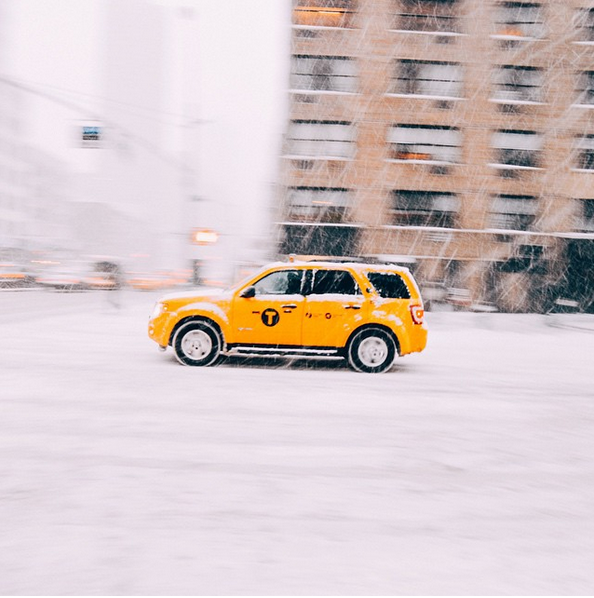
[81,125,102,148]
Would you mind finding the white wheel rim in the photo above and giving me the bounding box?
[358,336,388,367]
[181,329,212,360]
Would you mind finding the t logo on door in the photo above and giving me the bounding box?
[261,308,280,327]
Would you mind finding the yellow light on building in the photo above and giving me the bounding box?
[191,229,219,245]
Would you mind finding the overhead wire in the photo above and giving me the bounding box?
[0,72,196,174]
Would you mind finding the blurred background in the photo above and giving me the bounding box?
[2,5,594,594]
[2,0,594,313]
[0,0,290,289]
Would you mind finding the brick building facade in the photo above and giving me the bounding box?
[277,0,594,312]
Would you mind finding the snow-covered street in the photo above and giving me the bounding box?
[1,289,593,595]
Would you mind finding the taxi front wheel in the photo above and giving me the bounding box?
[347,328,396,373]
[173,320,222,367]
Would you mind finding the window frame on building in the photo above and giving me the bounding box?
[285,187,352,223]
[391,0,461,35]
[388,125,462,164]
[488,194,539,231]
[574,135,594,171]
[390,190,460,228]
[491,129,543,169]
[390,59,463,99]
[285,120,356,160]
[290,55,358,94]
[574,8,594,44]
[492,2,545,40]
[293,0,356,29]
[576,71,594,106]
[574,199,594,231]
[492,65,543,104]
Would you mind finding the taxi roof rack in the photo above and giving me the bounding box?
[286,254,411,266]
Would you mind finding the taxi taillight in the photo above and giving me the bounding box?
[410,304,424,325]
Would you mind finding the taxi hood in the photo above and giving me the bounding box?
[159,287,228,304]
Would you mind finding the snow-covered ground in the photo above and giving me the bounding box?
[1,289,593,595]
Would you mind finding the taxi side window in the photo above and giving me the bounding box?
[310,270,361,295]
[253,270,303,295]
[366,272,411,299]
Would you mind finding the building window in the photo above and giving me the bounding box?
[394,0,460,34]
[291,55,357,93]
[286,187,351,222]
[286,120,355,159]
[575,199,594,231]
[497,244,544,272]
[576,71,594,105]
[575,8,594,42]
[492,130,542,168]
[388,125,461,163]
[575,135,594,170]
[391,60,463,98]
[293,0,355,28]
[280,224,360,256]
[493,65,543,102]
[390,190,460,227]
[489,194,538,230]
[494,2,544,39]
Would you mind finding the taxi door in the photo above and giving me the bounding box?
[230,269,304,346]
[301,269,367,348]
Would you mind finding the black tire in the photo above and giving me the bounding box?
[173,320,222,367]
[347,327,397,373]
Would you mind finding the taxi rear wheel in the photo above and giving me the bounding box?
[347,327,396,373]
[173,320,222,367]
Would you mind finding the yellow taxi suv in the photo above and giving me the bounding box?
[148,261,428,373]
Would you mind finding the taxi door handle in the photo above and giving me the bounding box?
[281,303,297,309]
[343,304,361,310]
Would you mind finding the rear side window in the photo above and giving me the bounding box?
[310,270,361,295]
[367,272,411,299]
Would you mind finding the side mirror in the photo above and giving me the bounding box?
[240,286,256,298]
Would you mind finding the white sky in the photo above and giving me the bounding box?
[4,0,292,254]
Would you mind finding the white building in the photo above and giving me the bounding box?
[0,1,29,253]
[3,0,190,272]
[69,0,184,272]
[21,147,73,253]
